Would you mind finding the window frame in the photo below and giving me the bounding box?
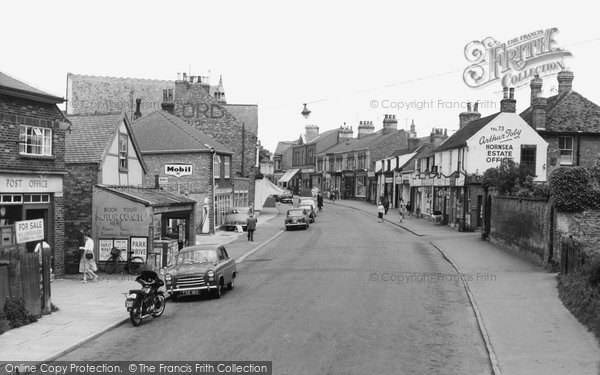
[558,136,573,165]
[19,125,53,157]
[214,155,221,179]
[118,132,128,172]
[520,144,537,176]
[224,156,231,178]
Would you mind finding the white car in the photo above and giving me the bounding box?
[299,199,317,222]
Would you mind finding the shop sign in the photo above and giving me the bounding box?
[165,164,193,177]
[1,174,62,193]
[98,239,114,261]
[14,219,44,244]
[130,236,148,261]
[158,177,168,186]
[367,172,375,178]
[385,177,393,183]
[114,239,128,257]
[456,177,465,186]
[438,190,450,197]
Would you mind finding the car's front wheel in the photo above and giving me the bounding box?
[213,281,223,299]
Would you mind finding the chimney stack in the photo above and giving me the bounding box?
[532,95,547,130]
[382,114,398,133]
[459,101,482,129]
[358,120,375,139]
[305,124,320,143]
[429,128,445,148]
[529,75,543,107]
[338,122,354,141]
[500,87,517,113]
[161,102,175,115]
[133,98,142,120]
[557,69,574,96]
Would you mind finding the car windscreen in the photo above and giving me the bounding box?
[287,210,306,217]
[300,201,314,206]
[300,205,312,211]
[177,249,218,265]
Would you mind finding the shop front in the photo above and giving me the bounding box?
[89,186,195,271]
[0,173,64,256]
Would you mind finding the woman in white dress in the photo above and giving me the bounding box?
[79,231,98,283]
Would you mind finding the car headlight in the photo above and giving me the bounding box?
[207,270,215,282]
[127,293,137,299]
[165,273,172,281]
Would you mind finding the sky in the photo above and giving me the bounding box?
[2,1,599,153]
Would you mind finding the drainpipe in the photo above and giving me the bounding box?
[205,144,217,234]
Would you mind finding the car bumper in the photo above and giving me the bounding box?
[285,222,308,227]
[169,285,218,293]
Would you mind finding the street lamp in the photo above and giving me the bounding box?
[204,143,217,235]
[301,103,311,119]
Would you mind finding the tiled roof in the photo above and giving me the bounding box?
[132,111,231,154]
[66,113,125,163]
[97,185,196,207]
[318,129,402,155]
[520,91,600,133]
[222,104,258,135]
[274,140,299,155]
[436,113,500,152]
[0,71,63,103]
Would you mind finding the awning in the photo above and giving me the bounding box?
[278,168,300,184]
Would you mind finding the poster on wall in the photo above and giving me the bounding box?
[98,239,113,261]
[114,239,128,259]
[130,236,148,261]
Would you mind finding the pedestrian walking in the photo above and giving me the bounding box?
[406,201,412,217]
[246,214,258,241]
[377,202,385,223]
[317,194,324,212]
[79,230,98,283]
[399,199,405,223]
[381,195,390,215]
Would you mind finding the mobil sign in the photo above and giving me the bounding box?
[165,164,193,177]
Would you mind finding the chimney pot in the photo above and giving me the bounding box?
[503,87,509,99]
[509,87,515,99]
[177,73,181,80]
[474,101,479,112]
[467,102,472,112]
[557,69,574,96]
[133,98,142,120]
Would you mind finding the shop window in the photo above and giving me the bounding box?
[520,145,536,176]
[224,156,230,178]
[558,136,573,165]
[23,194,50,203]
[19,125,52,156]
[118,133,128,171]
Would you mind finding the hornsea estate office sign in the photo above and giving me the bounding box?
[463,27,572,89]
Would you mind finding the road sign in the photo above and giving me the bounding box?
[15,219,44,244]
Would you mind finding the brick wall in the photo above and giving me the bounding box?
[490,196,552,265]
[544,134,600,177]
[63,163,98,273]
[554,209,600,261]
[173,80,257,178]
[0,95,67,171]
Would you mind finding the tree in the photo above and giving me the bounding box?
[482,159,531,195]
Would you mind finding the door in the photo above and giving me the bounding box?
[476,195,483,227]
[24,207,49,252]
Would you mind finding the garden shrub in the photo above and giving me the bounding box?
[3,297,37,328]
[549,167,591,212]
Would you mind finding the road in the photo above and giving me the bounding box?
[59,203,492,374]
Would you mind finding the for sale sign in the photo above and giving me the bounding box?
[15,219,44,244]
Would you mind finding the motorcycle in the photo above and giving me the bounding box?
[125,270,166,326]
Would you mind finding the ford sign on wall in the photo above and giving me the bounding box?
[164,164,193,177]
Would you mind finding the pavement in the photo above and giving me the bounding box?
[330,198,600,375]
[1,199,599,374]
[0,206,285,362]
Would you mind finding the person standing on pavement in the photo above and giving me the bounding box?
[406,201,412,217]
[79,230,98,283]
[381,195,390,215]
[317,193,324,212]
[246,214,258,241]
[377,202,385,223]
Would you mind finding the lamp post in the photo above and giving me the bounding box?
[204,144,217,234]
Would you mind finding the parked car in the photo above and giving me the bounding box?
[222,206,252,231]
[299,198,317,222]
[279,190,293,204]
[163,245,237,300]
[285,208,310,230]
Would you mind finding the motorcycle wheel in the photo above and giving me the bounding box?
[128,257,146,275]
[129,307,142,326]
[152,295,166,318]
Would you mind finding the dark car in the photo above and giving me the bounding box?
[163,245,236,300]
[299,203,316,223]
[279,190,293,204]
[285,208,310,230]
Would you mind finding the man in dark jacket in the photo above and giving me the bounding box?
[246,214,258,241]
[382,195,390,215]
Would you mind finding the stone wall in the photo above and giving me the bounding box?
[490,196,552,265]
[554,209,600,262]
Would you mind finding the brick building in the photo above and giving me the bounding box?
[520,70,600,178]
[132,110,236,234]
[0,71,70,274]
[314,115,408,202]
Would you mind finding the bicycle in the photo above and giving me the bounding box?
[102,247,146,275]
